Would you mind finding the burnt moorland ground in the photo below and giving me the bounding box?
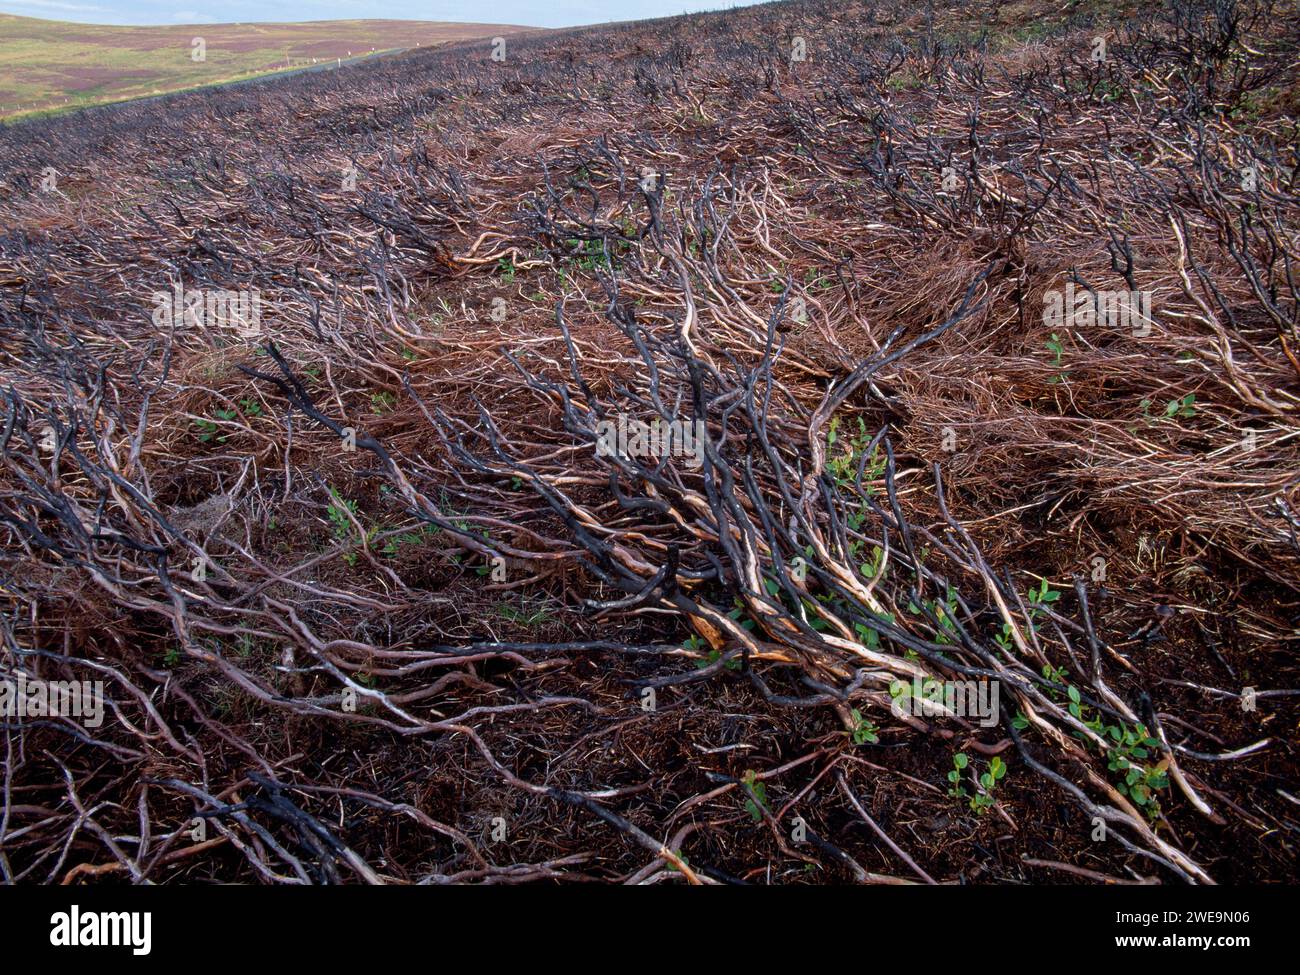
[0,0,1297,884]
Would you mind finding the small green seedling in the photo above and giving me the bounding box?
[741,770,768,822]
[193,407,236,443]
[1164,393,1196,419]
[326,489,359,542]
[1140,393,1196,424]
[1045,333,1067,383]
[948,752,1007,813]
[850,708,879,745]
[948,751,969,799]
[971,755,1007,813]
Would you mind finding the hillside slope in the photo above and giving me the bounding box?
[0,0,1297,885]
[0,14,538,117]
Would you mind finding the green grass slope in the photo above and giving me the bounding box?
[0,14,539,118]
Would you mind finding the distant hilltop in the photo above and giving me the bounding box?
[0,14,541,119]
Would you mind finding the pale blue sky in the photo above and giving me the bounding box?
[0,0,765,28]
